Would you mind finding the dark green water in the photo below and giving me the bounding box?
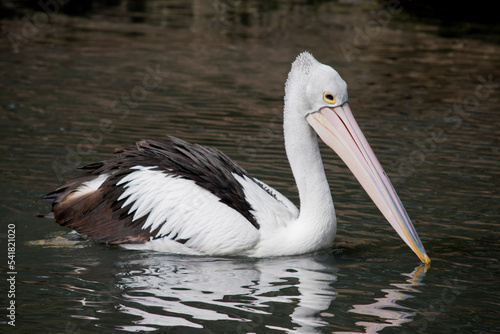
[1,1,499,333]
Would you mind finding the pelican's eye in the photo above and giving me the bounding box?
[323,92,336,104]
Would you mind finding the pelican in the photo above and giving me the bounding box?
[41,52,430,263]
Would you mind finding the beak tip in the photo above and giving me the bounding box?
[422,253,431,264]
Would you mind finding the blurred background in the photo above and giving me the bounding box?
[0,1,499,333]
[2,0,500,41]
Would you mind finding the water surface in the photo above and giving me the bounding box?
[0,1,499,333]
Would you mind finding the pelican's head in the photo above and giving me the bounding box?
[286,52,430,264]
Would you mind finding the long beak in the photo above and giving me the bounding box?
[306,103,430,264]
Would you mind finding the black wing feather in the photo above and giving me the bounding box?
[40,136,260,244]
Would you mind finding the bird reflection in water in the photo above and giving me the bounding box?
[335,264,429,334]
[107,254,428,333]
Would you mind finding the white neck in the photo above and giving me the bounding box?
[282,96,337,251]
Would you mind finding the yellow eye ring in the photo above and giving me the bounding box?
[323,92,336,104]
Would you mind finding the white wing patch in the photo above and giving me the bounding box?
[233,174,298,234]
[73,173,109,196]
[116,166,259,255]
